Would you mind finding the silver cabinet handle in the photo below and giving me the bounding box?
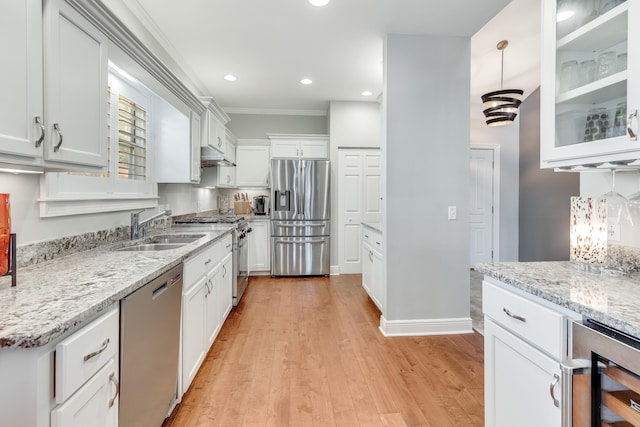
[53,123,63,152]
[550,373,560,408]
[204,258,212,265]
[364,234,369,238]
[217,135,222,147]
[83,338,110,361]
[376,241,381,245]
[109,373,120,408]
[368,251,373,262]
[226,243,231,250]
[627,109,638,141]
[222,265,226,277]
[503,307,526,323]
[35,116,45,147]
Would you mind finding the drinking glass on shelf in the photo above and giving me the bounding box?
[597,51,617,79]
[584,107,609,142]
[560,60,579,92]
[627,171,640,215]
[613,102,627,137]
[617,53,627,72]
[579,59,597,86]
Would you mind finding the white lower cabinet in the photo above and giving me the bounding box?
[483,278,578,427]
[361,226,384,312]
[180,234,233,395]
[51,358,118,427]
[484,319,561,427]
[248,219,270,272]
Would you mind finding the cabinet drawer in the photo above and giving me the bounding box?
[483,281,565,360]
[55,307,119,403]
[213,234,233,262]
[362,228,382,254]
[184,244,217,287]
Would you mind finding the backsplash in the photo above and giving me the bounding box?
[15,218,171,269]
[606,244,640,274]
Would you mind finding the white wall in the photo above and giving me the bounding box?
[226,114,327,139]
[157,183,217,215]
[384,34,471,322]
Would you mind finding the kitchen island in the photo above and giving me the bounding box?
[476,261,640,426]
[475,261,640,338]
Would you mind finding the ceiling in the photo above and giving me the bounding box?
[123,0,541,115]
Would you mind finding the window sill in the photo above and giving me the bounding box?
[38,196,158,218]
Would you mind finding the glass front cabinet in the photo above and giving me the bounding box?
[541,0,640,169]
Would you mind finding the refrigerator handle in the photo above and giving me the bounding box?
[298,160,305,219]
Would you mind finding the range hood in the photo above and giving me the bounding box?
[201,146,235,167]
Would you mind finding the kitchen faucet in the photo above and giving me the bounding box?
[131,209,172,239]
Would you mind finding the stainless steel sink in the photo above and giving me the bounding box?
[116,243,186,252]
[147,234,205,244]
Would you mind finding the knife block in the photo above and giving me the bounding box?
[234,201,252,215]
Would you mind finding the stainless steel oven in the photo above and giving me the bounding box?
[562,319,640,426]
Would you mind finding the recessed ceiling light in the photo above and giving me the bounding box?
[224,74,237,81]
[300,78,313,85]
[361,91,373,96]
[309,0,330,6]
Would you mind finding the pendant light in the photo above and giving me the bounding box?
[481,40,524,127]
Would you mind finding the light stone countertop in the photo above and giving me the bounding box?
[362,222,382,233]
[0,226,234,349]
[475,261,640,339]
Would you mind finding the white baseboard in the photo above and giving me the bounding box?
[330,265,340,275]
[379,315,473,336]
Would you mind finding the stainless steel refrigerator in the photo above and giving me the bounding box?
[270,159,330,276]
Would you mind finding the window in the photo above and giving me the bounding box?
[39,66,157,217]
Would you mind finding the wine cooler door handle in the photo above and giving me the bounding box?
[628,109,638,141]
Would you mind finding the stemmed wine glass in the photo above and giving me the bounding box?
[626,170,640,216]
[597,170,632,226]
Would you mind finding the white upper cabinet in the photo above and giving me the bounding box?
[541,0,640,168]
[43,0,109,168]
[200,98,229,156]
[268,134,329,159]
[0,0,43,167]
[190,111,202,183]
[235,143,270,187]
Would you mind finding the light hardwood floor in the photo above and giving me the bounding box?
[165,274,484,427]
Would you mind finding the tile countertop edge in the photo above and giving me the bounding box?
[475,261,640,340]
[0,227,234,349]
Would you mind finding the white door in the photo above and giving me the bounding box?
[362,151,382,224]
[470,148,494,265]
[339,150,364,274]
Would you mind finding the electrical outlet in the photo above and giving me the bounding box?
[448,206,457,220]
[608,224,621,241]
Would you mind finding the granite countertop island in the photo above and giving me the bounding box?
[0,226,234,349]
[475,261,640,339]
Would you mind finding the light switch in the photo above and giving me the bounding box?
[448,206,457,220]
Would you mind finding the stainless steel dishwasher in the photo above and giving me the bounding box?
[119,264,183,427]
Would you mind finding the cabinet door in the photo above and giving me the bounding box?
[248,221,270,271]
[299,140,328,159]
[217,165,236,188]
[190,111,201,183]
[236,145,270,187]
[371,249,384,311]
[220,252,233,322]
[541,0,639,167]
[0,0,43,164]
[271,141,300,158]
[43,0,108,167]
[205,113,225,154]
[182,276,206,393]
[51,358,118,427]
[363,151,382,224]
[205,267,222,348]
[484,318,562,427]
[361,242,373,296]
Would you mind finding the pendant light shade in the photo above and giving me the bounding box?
[481,40,524,127]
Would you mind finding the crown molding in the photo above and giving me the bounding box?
[223,107,328,117]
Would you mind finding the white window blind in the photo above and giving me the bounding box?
[118,94,147,180]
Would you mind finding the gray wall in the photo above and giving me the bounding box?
[518,87,579,261]
[226,113,328,139]
[384,34,470,321]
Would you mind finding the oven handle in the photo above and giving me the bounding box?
[559,358,593,427]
